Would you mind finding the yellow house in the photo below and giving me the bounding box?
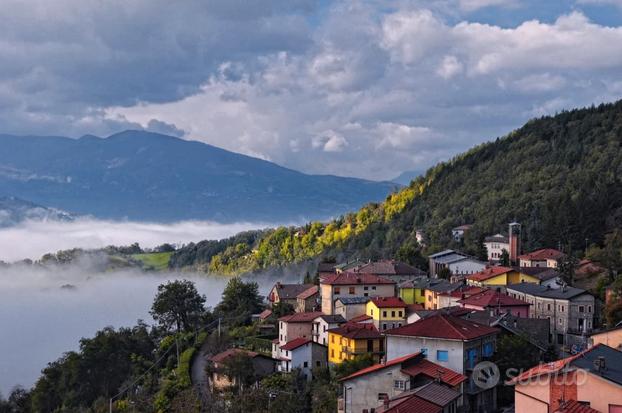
[327,323,384,364]
[466,266,539,287]
[397,279,426,304]
[365,296,407,331]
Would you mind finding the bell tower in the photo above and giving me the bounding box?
[509,222,521,265]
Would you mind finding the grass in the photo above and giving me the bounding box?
[131,251,173,271]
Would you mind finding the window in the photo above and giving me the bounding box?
[372,286,376,290]
[349,287,356,294]
[437,350,449,362]
[383,311,387,317]
[421,348,428,356]
[579,306,585,313]
[331,335,335,343]
[391,311,396,317]
[323,325,327,332]
[394,380,405,389]
[557,334,564,345]
[398,311,403,317]
[378,393,388,401]
[547,304,551,311]
[560,305,564,312]
[379,340,384,352]
[334,287,340,295]
[371,309,374,316]
[559,318,563,324]
[382,323,387,330]
[367,339,374,352]
[364,293,369,297]
[303,361,308,368]
[483,342,494,357]
[316,361,321,367]
[588,305,592,313]
[364,286,369,291]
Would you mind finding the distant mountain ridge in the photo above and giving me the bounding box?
[0,131,397,222]
[0,196,75,227]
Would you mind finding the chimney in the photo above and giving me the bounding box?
[509,222,521,265]
[276,281,282,288]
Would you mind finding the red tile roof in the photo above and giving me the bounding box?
[457,289,529,308]
[328,322,381,339]
[555,400,600,413]
[209,348,260,363]
[508,351,582,384]
[400,358,467,386]
[438,286,487,298]
[349,314,373,323]
[385,314,499,340]
[280,337,312,351]
[377,393,442,413]
[258,309,273,320]
[371,296,408,308]
[340,353,422,381]
[407,303,425,312]
[518,248,565,261]
[296,285,319,300]
[321,271,395,286]
[467,266,514,282]
[278,311,324,323]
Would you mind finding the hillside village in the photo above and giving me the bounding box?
[205,222,622,413]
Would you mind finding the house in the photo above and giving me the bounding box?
[384,314,499,412]
[334,297,371,321]
[338,352,466,413]
[515,266,562,289]
[458,289,531,317]
[484,234,510,263]
[353,260,427,282]
[276,337,327,380]
[208,348,276,391]
[312,314,347,346]
[398,277,432,305]
[328,322,384,364]
[267,282,315,307]
[428,250,487,278]
[509,344,622,413]
[466,266,540,287]
[437,285,487,309]
[375,382,463,413]
[590,325,622,350]
[366,296,408,331]
[275,311,324,352]
[295,285,319,313]
[518,248,565,268]
[320,272,395,315]
[452,224,473,242]
[506,283,595,349]
[424,280,461,310]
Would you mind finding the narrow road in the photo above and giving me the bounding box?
[191,337,212,408]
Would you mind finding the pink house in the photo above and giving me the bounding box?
[457,289,530,317]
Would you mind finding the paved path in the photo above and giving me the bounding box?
[190,338,212,407]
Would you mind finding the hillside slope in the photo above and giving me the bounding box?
[170,101,622,274]
[0,131,397,222]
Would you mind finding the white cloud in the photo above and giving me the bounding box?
[458,0,518,12]
[437,55,464,79]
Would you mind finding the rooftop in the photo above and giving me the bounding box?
[376,392,442,413]
[370,296,408,308]
[400,359,467,387]
[349,314,373,323]
[280,337,312,351]
[506,283,589,300]
[518,248,565,261]
[484,233,509,243]
[340,353,422,381]
[278,311,324,323]
[209,348,267,363]
[321,271,395,286]
[457,289,530,308]
[296,285,319,300]
[315,314,347,324]
[335,296,371,305]
[467,266,514,282]
[270,283,315,300]
[413,382,462,406]
[428,249,460,259]
[555,400,600,413]
[354,260,427,277]
[328,322,381,339]
[385,314,499,340]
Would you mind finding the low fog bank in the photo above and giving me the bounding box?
[0,218,274,262]
[0,265,301,395]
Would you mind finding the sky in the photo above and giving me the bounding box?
[2,0,622,180]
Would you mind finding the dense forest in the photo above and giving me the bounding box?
[169,101,622,274]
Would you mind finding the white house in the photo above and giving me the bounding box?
[312,314,346,346]
[277,337,327,380]
[428,250,486,278]
[484,234,509,263]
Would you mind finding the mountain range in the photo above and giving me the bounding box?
[0,196,75,228]
[169,100,622,274]
[0,131,397,223]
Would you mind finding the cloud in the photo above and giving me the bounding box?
[0,218,270,262]
[1,2,622,180]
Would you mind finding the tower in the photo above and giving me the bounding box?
[508,222,521,265]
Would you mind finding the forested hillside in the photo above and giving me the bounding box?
[170,101,622,274]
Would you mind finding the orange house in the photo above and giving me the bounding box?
[509,344,622,413]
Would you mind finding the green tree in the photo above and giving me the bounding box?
[151,280,206,333]
[500,249,510,266]
[558,252,579,285]
[271,301,295,318]
[437,266,452,280]
[333,354,374,379]
[214,278,263,326]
